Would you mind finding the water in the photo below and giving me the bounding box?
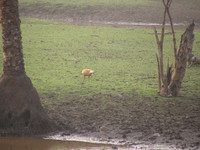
[0,137,112,150]
[0,135,183,150]
[0,131,186,150]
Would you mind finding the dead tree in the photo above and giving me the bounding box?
[154,0,195,97]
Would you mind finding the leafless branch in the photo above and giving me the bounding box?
[154,27,160,45]
[156,54,161,91]
[166,6,177,57]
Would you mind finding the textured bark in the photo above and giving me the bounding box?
[0,0,53,135]
[159,23,195,96]
[168,23,195,96]
[0,0,25,75]
[158,23,195,97]
[0,75,52,135]
[154,0,173,96]
[155,0,195,97]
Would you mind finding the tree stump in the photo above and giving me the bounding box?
[0,74,52,135]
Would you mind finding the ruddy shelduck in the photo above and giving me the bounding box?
[81,69,95,81]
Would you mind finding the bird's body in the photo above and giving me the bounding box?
[81,69,94,81]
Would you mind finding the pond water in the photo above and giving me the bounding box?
[0,137,114,150]
[0,135,182,150]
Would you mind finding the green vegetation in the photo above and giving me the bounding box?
[19,0,155,8]
[19,0,200,9]
[0,18,200,100]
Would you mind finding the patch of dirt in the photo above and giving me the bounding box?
[42,94,200,149]
[19,0,200,28]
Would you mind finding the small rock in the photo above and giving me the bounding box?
[152,133,160,137]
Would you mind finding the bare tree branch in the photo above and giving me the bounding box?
[156,0,169,84]
[168,0,172,6]
[155,0,195,97]
[166,6,177,58]
[162,0,166,6]
[156,54,161,91]
[154,27,160,45]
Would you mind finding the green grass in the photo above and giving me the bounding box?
[0,18,200,100]
[18,0,200,9]
[19,0,155,8]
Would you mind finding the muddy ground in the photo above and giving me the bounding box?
[18,1,200,149]
[42,94,200,149]
[19,0,200,27]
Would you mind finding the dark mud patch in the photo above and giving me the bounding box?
[42,94,200,149]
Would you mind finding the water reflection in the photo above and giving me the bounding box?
[0,137,111,150]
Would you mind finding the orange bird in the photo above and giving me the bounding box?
[81,69,95,81]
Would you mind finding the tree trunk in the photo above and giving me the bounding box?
[159,23,195,97]
[155,0,195,97]
[168,23,195,96]
[0,0,53,135]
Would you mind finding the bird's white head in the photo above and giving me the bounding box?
[90,70,95,74]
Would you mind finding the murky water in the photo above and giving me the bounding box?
[0,137,113,150]
[0,133,183,150]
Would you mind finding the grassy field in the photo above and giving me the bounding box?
[19,0,156,8]
[19,0,200,8]
[0,18,200,100]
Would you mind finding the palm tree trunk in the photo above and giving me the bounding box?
[0,0,53,135]
[0,0,25,75]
